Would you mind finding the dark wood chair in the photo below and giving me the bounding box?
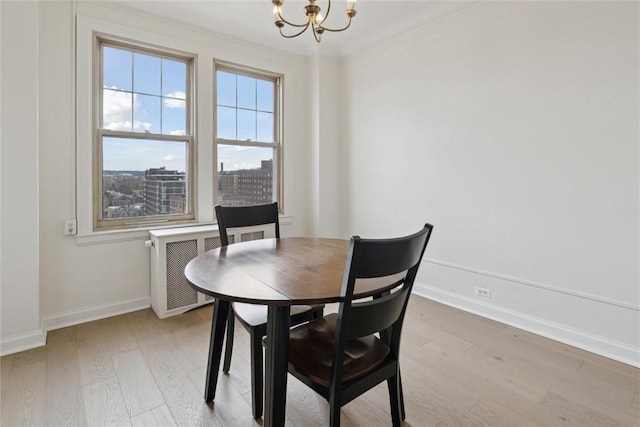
[286,224,434,427]
[214,202,325,419]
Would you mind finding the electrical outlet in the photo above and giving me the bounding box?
[64,219,77,236]
[475,286,492,299]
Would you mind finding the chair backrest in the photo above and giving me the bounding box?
[215,202,280,246]
[336,223,433,346]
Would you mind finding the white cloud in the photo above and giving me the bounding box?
[224,145,252,151]
[164,91,186,109]
[103,87,152,132]
[165,91,186,99]
[104,120,152,132]
[169,129,186,136]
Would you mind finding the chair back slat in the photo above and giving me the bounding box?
[346,286,411,339]
[353,230,431,279]
[215,203,280,246]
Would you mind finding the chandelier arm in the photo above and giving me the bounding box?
[276,10,310,28]
[320,0,332,24]
[318,17,352,33]
[312,23,321,43]
[279,23,311,38]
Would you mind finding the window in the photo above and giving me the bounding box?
[215,65,281,208]
[96,40,194,229]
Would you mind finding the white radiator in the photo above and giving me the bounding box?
[148,223,274,318]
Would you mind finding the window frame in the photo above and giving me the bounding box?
[214,61,283,210]
[93,37,196,230]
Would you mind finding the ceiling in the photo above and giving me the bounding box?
[103,0,477,56]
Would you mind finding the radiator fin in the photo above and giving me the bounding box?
[204,236,222,252]
[241,231,264,242]
[166,239,198,310]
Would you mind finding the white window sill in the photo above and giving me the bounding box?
[75,216,294,246]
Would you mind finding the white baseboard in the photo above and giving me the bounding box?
[413,283,640,368]
[41,296,151,332]
[1,297,151,357]
[0,328,47,357]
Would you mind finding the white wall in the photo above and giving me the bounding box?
[308,54,345,238]
[1,0,314,354]
[342,2,639,365]
[1,1,45,353]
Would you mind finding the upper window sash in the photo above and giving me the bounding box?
[98,40,194,137]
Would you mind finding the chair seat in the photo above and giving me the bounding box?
[233,302,324,328]
[288,313,391,387]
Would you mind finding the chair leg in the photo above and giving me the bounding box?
[387,373,402,427]
[329,398,341,427]
[222,309,234,373]
[250,331,264,419]
[398,372,406,421]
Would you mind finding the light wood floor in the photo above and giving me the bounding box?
[1,296,639,426]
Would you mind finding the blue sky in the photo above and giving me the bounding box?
[102,46,275,173]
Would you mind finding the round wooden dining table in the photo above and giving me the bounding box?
[184,237,405,427]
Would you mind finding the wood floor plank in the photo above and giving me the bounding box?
[468,397,538,426]
[137,333,223,426]
[122,308,204,342]
[168,321,211,373]
[76,315,138,354]
[539,391,634,426]
[78,344,117,387]
[82,376,131,426]
[76,315,138,386]
[194,371,261,427]
[186,361,262,427]
[0,353,13,394]
[491,327,585,373]
[399,353,485,426]
[0,359,46,426]
[10,346,46,370]
[462,331,640,425]
[44,326,88,426]
[409,343,553,425]
[131,404,177,426]
[576,357,640,396]
[281,376,328,427]
[501,325,639,380]
[112,349,165,417]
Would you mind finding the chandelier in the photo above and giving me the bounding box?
[272,0,357,43]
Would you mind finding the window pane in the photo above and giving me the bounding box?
[103,88,133,131]
[103,47,132,91]
[257,112,274,142]
[163,98,186,135]
[217,71,236,107]
[217,106,236,139]
[134,53,161,95]
[102,137,187,218]
[163,59,187,99]
[217,144,274,207]
[134,94,161,133]
[237,75,256,109]
[237,109,256,141]
[257,79,274,112]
